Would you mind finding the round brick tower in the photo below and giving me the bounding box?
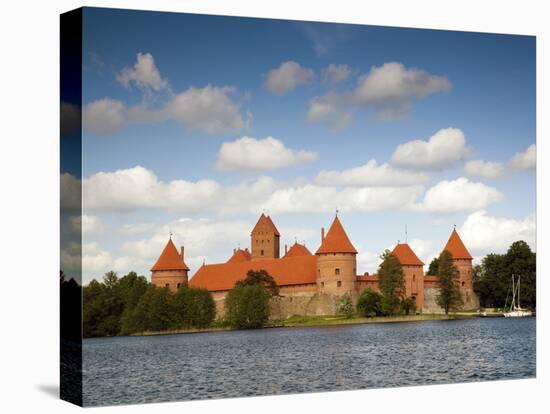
[442,228,479,310]
[151,238,189,292]
[315,215,357,294]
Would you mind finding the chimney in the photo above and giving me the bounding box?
[321,227,325,241]
[245,247,249,252]
[233,248,236,254]
[285,244,288,254]
[180,246,185,259]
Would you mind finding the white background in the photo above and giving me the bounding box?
[0,0,548,412]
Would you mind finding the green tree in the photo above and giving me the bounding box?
[83,272,124,337]
[235,269,279,296]
[436,250,463,314]
[118,272,149,335]
[173,286,216,329]
[426,257,439,275]
[336,295,354,319]
[356,289,382,317]
[377,250,405,316]
[505,241,536,308]
[225,284,270,329]
[401,297,417,315]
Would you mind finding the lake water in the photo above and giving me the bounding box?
[82,317,536,406]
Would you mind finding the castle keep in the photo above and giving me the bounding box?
[151,213,479,316]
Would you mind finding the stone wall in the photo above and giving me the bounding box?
[423,287,479,313]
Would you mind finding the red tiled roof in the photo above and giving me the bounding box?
[356,274,379,281]
[443,229,473,260]
[315,216,357,254]
[189,255,316,291]
[151,239,189,271]
[284,242,312,258]
[392,243,424,266]
[251,213,280,236]
[227,248,251,263]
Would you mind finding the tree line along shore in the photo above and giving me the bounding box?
[66,240,535,338]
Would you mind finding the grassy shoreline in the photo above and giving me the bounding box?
[129,313,477,337]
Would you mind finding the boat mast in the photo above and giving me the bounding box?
[517,274,521,309]
[510,274,515,312]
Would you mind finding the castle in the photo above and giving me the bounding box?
[151,213,479,317]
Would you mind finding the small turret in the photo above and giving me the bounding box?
[151,238,189,292]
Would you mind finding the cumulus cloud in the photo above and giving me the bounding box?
[69,214,101,234]
[460,210,536,254]
[263,184,424,214]
[83,98,127,134]
[306,93,352,129]
[163,85,249,133]
[353,62,451,118]
[216,136,318,171]
[316,159,429,187]
[308,62,450,127]
[390,128,469,170]
[510,144,536,170]
[83,85,249,135]
[464,160,504,179]
[265,61,314,95]
[413,177,503,213]
[116,52,169,92]
[323,64,351,84]
[83,166,221,212]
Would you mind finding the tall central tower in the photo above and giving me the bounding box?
[250,213,280,260]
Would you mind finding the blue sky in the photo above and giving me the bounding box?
[66,7,536,283]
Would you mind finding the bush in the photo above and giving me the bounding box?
[173,286,216,329]
[336,296,354,319]
[225,284,270,329]
[401,297,417,315]
[357,289,382,317]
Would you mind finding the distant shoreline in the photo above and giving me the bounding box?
[108,313,479,338]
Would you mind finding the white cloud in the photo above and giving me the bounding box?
[308,62,450,127]
[460,210,536,254]
[306,93,352,129]
[413,177,503,213]
[163,85,249,133]
[116,52,169,92]
[83,85,249,135]
[510,144,536,170]
[263,184,424,214]
[464,160,504,179]
[83,166,221,211]
[316,159,429,187]
[82,242,114,274]
[390,128,469,170]
[323,64,351,84]
[265,61,314,95]
[357,250,381,275]
[216,136,318,171]
[353,62,451,118]
[69,214,101,234]
[83,98,127,134]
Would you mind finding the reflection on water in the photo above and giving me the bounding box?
[82,317,535,406]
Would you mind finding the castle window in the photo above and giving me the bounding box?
[321,282,324,287]
[413,274,416,281]
[261,249,264,256]
[462,281,465,287]
[165,283,170,288]
[337,281,342,287]
[335,268,340,275]
[177,283,181,289]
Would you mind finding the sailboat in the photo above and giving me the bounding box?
[503,274,532,318]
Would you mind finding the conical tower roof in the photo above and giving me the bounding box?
[151,239,189,271]
[443,228,472,260]
[316,216,357,254]
[284,242,312,258]
[392,243,424,266]
[251,213,280,236]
